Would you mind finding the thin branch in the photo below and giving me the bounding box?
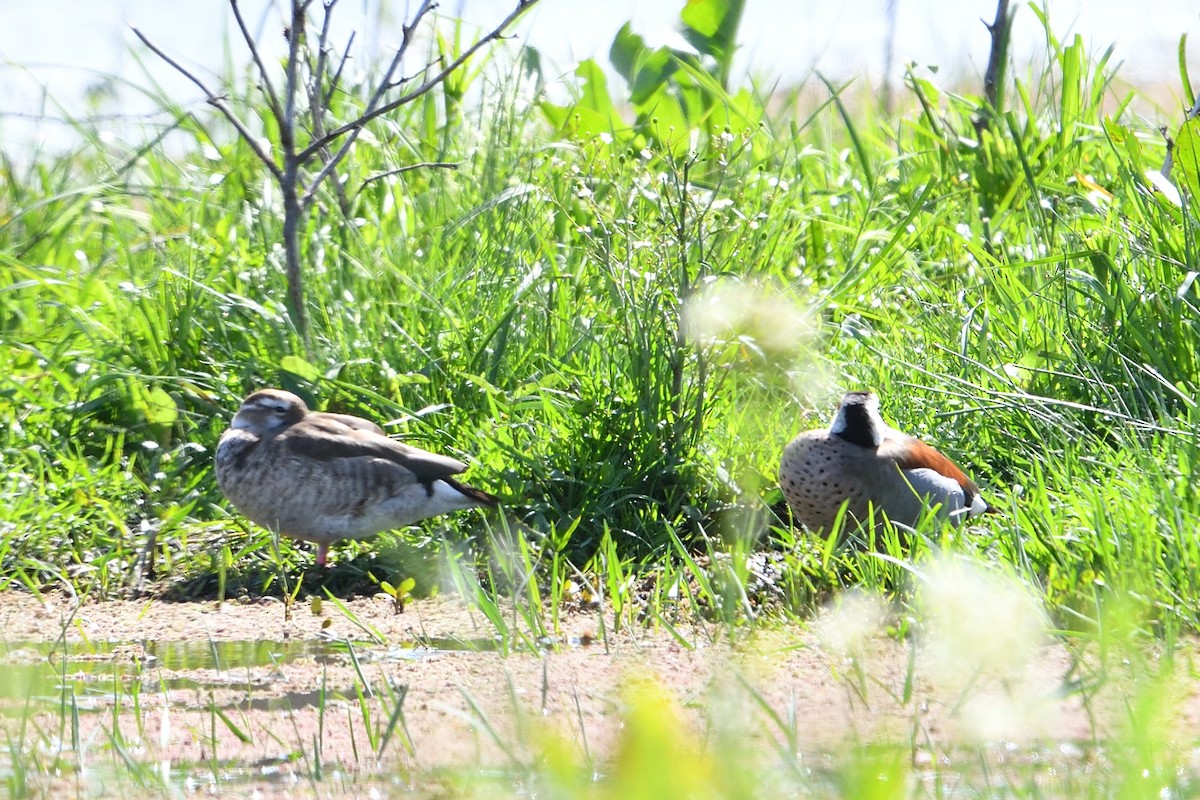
[353,161,459,198]
[300,0,438,207]
[301,0,540,162]
[1161,126,1175,178]
[230,0,285,128]
[131,26,283,181]
[324,31,355,108]
[362,0,539,124]
[386,59,435,92]
[310,0,337,127]
[282,0,306,151]
[349,0,436,123]
[308,1,353,215]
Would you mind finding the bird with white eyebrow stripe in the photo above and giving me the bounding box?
[215,389,499,567]
[779,391,995,535]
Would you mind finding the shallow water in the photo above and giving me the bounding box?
[0,635,505,711]
[0,593,1177,798]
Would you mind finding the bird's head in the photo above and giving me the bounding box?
[230,389,308,433]
[828,390,886,448]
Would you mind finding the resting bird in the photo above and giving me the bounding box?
[779,391,993,534]
[215,389,498,566]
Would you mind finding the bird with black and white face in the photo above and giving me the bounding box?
[215,389,499,567]
[779,391,994,535]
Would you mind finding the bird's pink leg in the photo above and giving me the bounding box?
[316,542,329,568]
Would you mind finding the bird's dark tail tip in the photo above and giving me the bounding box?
[445,476,502,507]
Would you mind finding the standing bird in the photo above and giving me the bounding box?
[215,389,499,566]
[779,391,993,535]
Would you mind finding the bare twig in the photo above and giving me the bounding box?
[310,1,336,124]
[300,0,438,206]
[1161,126,1176,178]
[130,26,283,182]
[307,2,352,215]
[387,65,430,91]
[136,0,539,348]
[353,161,460,198]
[324,30,355,107]
[302,0,539,160]
[230,0,285,128]
[282,0,306,150]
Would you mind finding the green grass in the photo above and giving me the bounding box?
[8,28,1196,627]
[2,3,1200,796]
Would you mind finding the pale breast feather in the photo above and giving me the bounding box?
[216,430,262,473]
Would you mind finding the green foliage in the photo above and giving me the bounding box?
[1,1,1199,656]
[6,7,1200,797]
[542,0,760,156]
[1174,116,1200,200]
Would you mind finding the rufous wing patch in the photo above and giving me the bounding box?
[893,438,982,501]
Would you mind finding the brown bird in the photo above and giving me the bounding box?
[215,389,498,566]
[779,391,993,534]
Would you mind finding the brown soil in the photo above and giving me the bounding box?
[0,591,1173,797]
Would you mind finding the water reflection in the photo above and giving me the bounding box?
[0,635,505,711]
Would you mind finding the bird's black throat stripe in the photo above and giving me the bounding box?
[833,403,879,449]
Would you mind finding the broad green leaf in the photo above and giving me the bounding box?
[670,58,762,133]
[609,23,647,83]
[679,0,744,85]
[640,92,690,155]
[1173,117,1200,202]
[281,354,321,381]
[680,0,725,37]
[630,49,681,107]
[539,100,572,131]
[541,59,627,140]
[611,26,680,107]
[576,59,616,115]
[141,384,178,428]
[1103,117,1144,172]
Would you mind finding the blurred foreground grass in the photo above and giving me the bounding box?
[0,0,1197,724]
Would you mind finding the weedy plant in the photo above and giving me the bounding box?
[3,0,1200,794]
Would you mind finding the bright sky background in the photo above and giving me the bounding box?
[1,0,1197,152]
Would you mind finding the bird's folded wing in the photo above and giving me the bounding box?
[283,419,469,482]
[881,436,980,497]
[312,411,386,435]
